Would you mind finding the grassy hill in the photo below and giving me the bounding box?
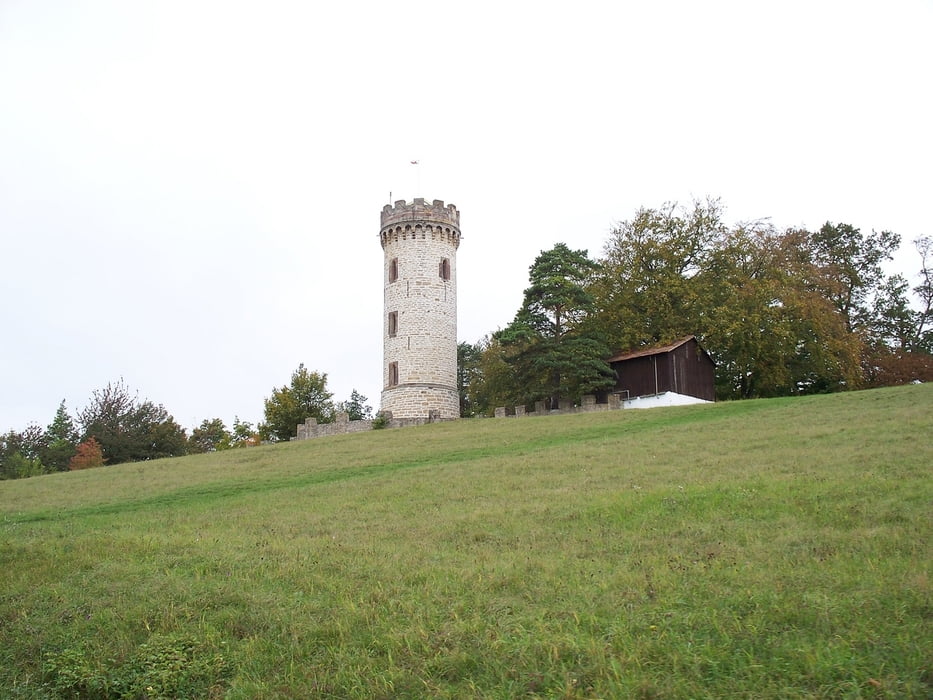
[1,385,931,698]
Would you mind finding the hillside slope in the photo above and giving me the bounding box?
[2,386,931,698]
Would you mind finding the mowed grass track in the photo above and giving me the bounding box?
[1,386,930,698]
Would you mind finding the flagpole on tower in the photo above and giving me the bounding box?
[410,160,420,200]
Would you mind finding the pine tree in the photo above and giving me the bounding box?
[498,243,615,408]
[42,400,78,471]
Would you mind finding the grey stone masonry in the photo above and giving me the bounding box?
[295,412,374,440]
[292,410,445,441]
[493,394,623,418]
[379,198,461,420]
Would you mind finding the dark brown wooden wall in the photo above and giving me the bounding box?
[611,339,715,402]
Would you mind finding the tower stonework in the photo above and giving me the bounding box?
[380,198,461,420]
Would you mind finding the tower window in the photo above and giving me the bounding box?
[439,257,451,281]
[389,258,398,282]
[388,362,399,387]
[388,311,398,337]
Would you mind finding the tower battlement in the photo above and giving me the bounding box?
[381,198,460,229]
[379,198,461,249]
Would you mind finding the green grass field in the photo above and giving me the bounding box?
[2,385,931,698]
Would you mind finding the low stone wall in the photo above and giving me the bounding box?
[293,410,450,441]
[493,394,621,418]
[295,412,374,440]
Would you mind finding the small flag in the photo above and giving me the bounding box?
[410,160,419,165]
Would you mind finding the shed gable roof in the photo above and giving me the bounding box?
[607,335,698,363]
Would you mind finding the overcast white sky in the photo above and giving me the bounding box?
[1,1,931,434]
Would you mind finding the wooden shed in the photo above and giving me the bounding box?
[607,336,715,403]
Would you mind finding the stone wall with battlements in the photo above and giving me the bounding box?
[380,198,460,420]
[295,412,374,440]
[292,410,451,441]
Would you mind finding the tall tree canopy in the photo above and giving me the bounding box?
[807,222,900,334]
[593,198,728,352]
[454,203,925,407]
[696,225,863,397]
[497,243,615,408]
[589,201,926,399]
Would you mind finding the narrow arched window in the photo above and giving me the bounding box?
[439,257,450,281]
[389,258,399,283]
[388,362,399,387]
[388,311,398,337]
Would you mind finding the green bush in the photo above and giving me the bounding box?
[43,646,108,698]
[43,635,229,699]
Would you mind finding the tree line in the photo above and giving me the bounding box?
[458,199,932,416]
[0,371,373,480]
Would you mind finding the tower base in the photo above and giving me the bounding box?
[381,384,460,420]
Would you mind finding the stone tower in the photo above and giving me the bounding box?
[379,198,461,420]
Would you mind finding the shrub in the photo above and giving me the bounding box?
[43,634,229,699]
[69,437,105,470]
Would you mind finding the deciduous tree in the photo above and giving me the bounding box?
[861,235,933,385]
[457,341,483,417]
[910,236,933,353]
[808,222,900,334]
[0,428,47,479]
[231,417,259,447]
[695,224,863,397]
[0,424,49,479]
[69,437,105,470]
[336,390,373,421]
[465,335,523,416]
[260,364,334,441]
[695,223,798,398]
[78,380,188,464]
[593,198,728,352]
[188,418,232,453]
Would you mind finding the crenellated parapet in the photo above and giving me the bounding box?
[381,198,460,227]
[379,198,461,248]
